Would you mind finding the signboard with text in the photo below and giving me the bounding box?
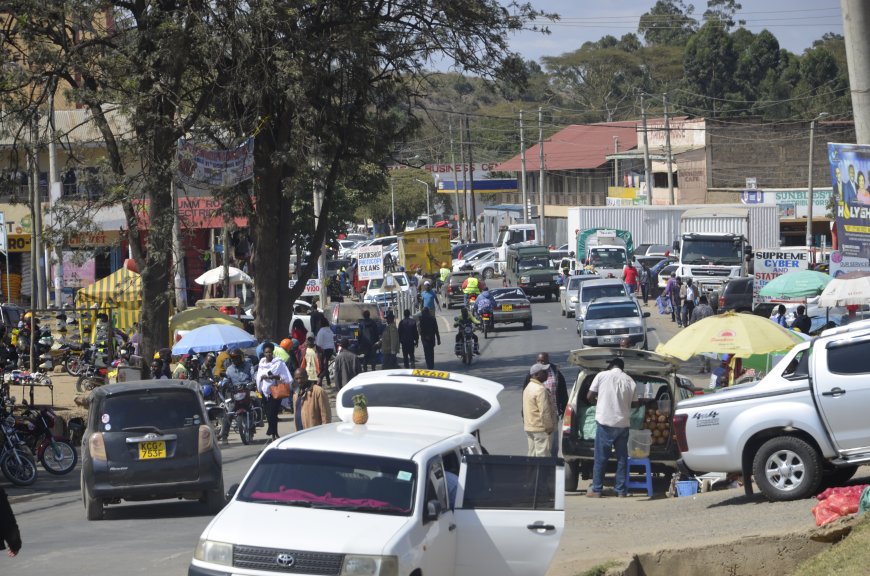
[288,278,322,296]
[830,143,870,260]
[753,249,810,306]
[356,245,384,281]
[829,250,870,278]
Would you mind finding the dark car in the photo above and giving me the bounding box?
[451,242,493,259]
[327,302,384,350]
[718,276,754,313]
[81,380,224,520]
[489,287,533,329]
[441,271,489,309]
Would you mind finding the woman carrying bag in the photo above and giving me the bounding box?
[257,342,293,441]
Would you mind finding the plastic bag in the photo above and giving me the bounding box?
[656,295,671,315]
[859,486,870,516]
[582,406,597,440]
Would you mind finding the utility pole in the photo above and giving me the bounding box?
[842,0,870,144]
[641,93,653,206]
[30,114,46,309]
[459,116,469,241]
[313,182,326,310]
[465,114,478,241]
[663,93,675,205]
[448,117,464,240]
[171,181,187,310]
[806,112,829,249]
[519,110,528,223]
[613,136,620,190]
[538,107,545,247]
[48,88,63,307]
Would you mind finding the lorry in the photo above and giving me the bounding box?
[576,228,633,279]
[674,320,870,502]
[505,244,560,300]
[398,227,452,277]
[494,223,538,276]
[673,207,753,308]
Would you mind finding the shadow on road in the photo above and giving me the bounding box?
[103,499,217,520]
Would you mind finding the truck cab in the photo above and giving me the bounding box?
[674,233,751,306]
[505,245,560,300]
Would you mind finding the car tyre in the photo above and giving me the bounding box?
[752,436,822,501]
[561,305,566,317]
[565,460,580,492]
[523,320,532,330]
[83,482,103,521]
[483,268,494,279]
[202,479,226,514]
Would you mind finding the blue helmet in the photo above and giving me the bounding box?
[202,383,213,398]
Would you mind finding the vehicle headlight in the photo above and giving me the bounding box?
[193,539,233,566]
[582,329,596,337]
[341,554,398,576]
[569,296,577,304]
[628,327,643,334]
[520,276,530,283]
[552,274,560,281]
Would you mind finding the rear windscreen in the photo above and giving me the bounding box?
[99,390,203,431]
[583,285,627,301]
[336,304,381,322]
[340,383,491,420]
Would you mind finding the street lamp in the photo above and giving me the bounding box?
[806,112,829,250]
[413,178,431,227]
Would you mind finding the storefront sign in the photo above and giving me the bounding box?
[356,245,384,281]
[133,196,248,229]
[830,143,870,260]
[288,278,321,296]
[753,249,809,306]
[7,234,31,253]
[829,250,870,278]
[67,230,122,247]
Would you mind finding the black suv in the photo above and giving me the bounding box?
[81,380,224,520]
[717,277,753,313]
[441,271,489,309]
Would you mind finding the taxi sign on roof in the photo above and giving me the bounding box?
[411,368,450,379]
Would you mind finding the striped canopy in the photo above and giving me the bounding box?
[75,267,142,331]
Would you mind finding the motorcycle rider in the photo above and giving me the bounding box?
[453,307,481,355]
[461,270,482,307]
[225,348,256,388]
[474,290,494,317]
[438,261,451,292]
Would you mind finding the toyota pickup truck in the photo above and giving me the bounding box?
[674,320,870,501]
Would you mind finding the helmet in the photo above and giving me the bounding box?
[202,383,214,398]
[228,347,243,358]
[153,351,161,359]
[23,312,32,322]
[279,338,293,352]
[441,262,447,267]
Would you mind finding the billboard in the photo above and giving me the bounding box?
[356,245,384,281]
[753,249,809,307]
[829,143,870,260]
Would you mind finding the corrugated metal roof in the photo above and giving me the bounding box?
[496,121,639,172]
[0,106,132,147]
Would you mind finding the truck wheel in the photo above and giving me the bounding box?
[752,436,822,501]
[565,461,580,492]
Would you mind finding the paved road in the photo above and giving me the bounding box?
[1,296,686,574]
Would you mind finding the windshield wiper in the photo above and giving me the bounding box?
[331,504,408,514]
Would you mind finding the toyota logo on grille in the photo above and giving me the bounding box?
[276,553,295,567]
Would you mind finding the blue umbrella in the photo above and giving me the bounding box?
[172,324,257,355]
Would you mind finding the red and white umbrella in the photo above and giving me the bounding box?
[818,271,870,307]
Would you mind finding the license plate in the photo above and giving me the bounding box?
[139,441,166,460]
[501,304,513,312]
[354,330,359,338]
[537,282,549,286]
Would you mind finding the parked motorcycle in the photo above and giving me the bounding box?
[76,364,109,393]
[15,403,77,475]
[0,403,37,486]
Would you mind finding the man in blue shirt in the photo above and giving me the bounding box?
[420,281,440,311]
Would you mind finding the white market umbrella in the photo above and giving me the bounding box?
[818,271,870,307]
[195,266,253,286]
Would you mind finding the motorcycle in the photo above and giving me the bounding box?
[15,403,78,475]
[200,380,229,441]
[478,308,494,339]
[455,322,476,366]
[0,403,37,486]
[76,364,109,393]
[220,379,261,445]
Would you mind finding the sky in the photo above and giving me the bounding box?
[505,0,844,63]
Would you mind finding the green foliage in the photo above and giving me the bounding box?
[638,0,698,46]
[683,22,737,115]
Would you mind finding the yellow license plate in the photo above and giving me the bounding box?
[354,330,359,338]
[412,368,450,379]
[501,304,513,312]
[139,441,166,460]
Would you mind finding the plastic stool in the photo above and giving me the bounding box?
[625,457,653,497]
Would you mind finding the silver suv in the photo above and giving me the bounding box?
[578,297,649,349]
[574,278,631,332]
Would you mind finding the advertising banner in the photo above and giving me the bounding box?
[829,143,870,260]
[288,278,321,296]
[176,137,254,189]
[829,250,870,278]
[753,249,809,306]
[356,245,384,281]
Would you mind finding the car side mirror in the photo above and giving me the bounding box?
[643,312,651,318]
[672,240,679,251]
[424,499,442,523]
[226,483,239,501]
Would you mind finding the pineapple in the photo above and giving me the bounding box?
[352,394,369,425]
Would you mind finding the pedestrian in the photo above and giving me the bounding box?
[279,338,300,374]
[398,309,419,368]
[357,309,380,371]
[333,337,362,391]
[301,335,320,382]
[709,357,731,390]
[772,304,788,327]
[691,295,714,325]
[0,487,21,557]
[420,281,441,311]
[315,320,336,388]
[521,352,568,457]
[663,273,680,325]
[292,367,332,431]
[791,305,811,334]
[309,306,326,335]
[438,261,451,292]
[256,341,293,441]
[171,355,190,379]
[380,310,400,369]
[150,359,168,380]
[418,306,441,369]
[523,363,556,457]
[290,319,307,347]
[586,357,640,498]
[622,261,639,296]
[638,263,651,305]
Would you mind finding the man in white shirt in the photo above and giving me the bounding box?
[586,357,641,498]
[314,321,336,388]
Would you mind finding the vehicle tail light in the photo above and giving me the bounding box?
[98,367,108,376]
[515,303,530,309]
[448,286,454,294]
[672,414,689,453]
[718,294,726,308]
[562,404,574,436]
[198,425,214,454]
[89,432,107,461]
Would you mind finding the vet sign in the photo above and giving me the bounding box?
[357,245,384,281]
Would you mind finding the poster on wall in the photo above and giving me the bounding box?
[829,143,870,260]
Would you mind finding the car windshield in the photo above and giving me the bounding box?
[648,244,669,254]
[518,257,550,271]
[589,248,627,268]
[368,275,408,290]
[583,285,628,301]
[568,277,584,290]
[238,449,417,516]
[99,390,203,432]
[681,238,743,265]
[335,304,381,322]
[586,303,639,320]
[491,288,526,300]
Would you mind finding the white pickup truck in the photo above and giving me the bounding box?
[674,320,870,501]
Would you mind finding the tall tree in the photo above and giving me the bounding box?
[683,21,737,116]
[704,0,745,30]
[638,0,698,46]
